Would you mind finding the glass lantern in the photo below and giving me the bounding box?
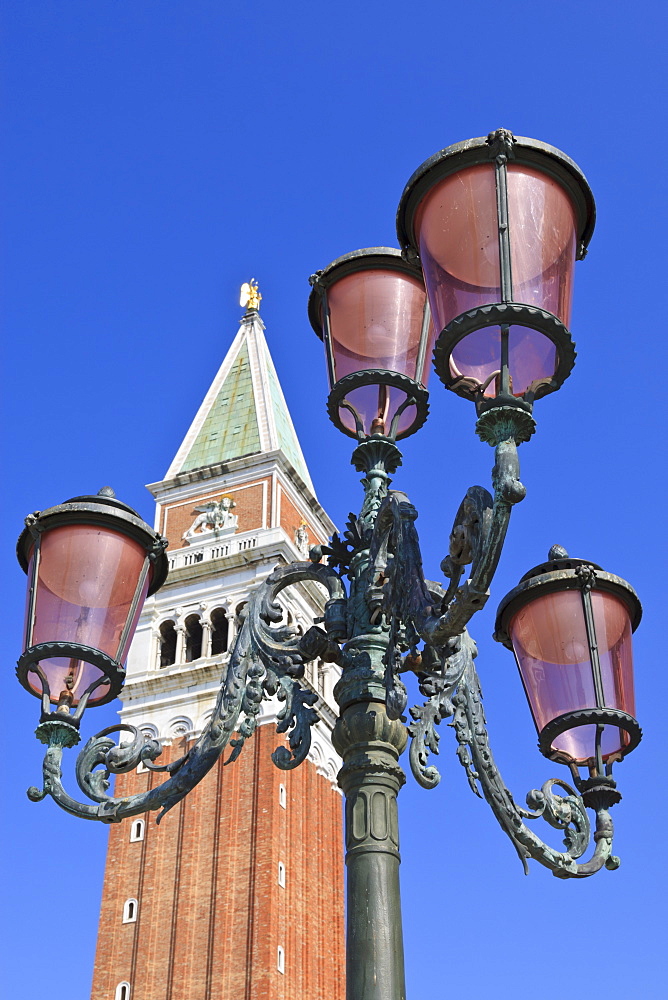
[495,547,641,773]
[308,248,433,439]
[396,129,595,413]
[16,488,168,726]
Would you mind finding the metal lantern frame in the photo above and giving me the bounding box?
[16,491,168,734]
[396,129,595,411]
[495,551,642,775]
[308,247,431,440]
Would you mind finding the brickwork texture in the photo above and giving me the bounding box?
[91,725,345,1000]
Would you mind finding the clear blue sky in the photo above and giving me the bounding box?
[2,3,667,997]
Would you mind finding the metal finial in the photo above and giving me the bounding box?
[548,544,569,560]
[486,128,516,159]
[97,486,116,498]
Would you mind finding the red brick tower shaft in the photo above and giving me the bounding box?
[91,303,345,1000]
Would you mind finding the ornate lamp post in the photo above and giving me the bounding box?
[16,130,642,1000]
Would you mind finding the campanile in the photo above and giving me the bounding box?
[91,299,345,1000]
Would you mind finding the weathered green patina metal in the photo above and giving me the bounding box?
[19,131,642,1000]
[22,396,637,998]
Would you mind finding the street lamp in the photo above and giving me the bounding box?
[307,247,432,439]
[397,127,592,428]
[16,488,168,745]
[16,130,642,1000]
[495,546,641,790]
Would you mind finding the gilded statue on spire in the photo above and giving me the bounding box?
[240,279,262,312]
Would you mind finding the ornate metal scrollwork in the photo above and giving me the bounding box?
[368,433,526,651]
[439,486,494,611]
[269,677,319,770]
[451,655,618,878]
[27,561,347,822]
[363,438,622,878]
[407,635,472,789]
[320,512,364,575]
[75,724,164,802]
[26,423,624,880]
[399,628,616,877]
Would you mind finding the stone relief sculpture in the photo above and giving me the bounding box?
[183,496,238,543]
[295,519,309,556]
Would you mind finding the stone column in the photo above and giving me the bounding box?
[200,620,212,658]
[174,625,186,665]
[149,628,160,671]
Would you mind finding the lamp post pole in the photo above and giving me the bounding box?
[331,441,407,1000]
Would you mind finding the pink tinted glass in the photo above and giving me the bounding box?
[415,163,578,334]
[336,384,418,437]
[25,524,149,705]
[416,164,500,335]
[449,325,557,397]
[326,268,429,383]
[507,164,577,326]
[592,591,635,718]
[510,589,635,763]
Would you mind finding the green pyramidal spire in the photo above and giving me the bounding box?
[166,309,313,490]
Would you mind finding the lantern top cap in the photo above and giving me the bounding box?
[63,487,143,517]
[494,547,642,649]
[307,246,423,340]
[396,130,596,260]
[518,545,603,583]
[16,490,169,595]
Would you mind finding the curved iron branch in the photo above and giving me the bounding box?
[406,634,471,787]
[418,637,618,879]
[367,437,525,649]
[369,457,618,878]
[27,562,347,823]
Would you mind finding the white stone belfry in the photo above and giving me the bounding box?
[119,306,341,786]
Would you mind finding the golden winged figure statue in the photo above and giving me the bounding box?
[239,279,262,312]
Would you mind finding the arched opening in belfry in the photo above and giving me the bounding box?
[159,620,177,667]
[211,608,229,655]
[184,614,203,662]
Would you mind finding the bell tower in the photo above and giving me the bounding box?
[91,300,345,1000]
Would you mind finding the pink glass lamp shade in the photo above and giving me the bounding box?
[16,489,168,725]
[396,130,595,411]
[308,249,433,440]
[495,548,641,772]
